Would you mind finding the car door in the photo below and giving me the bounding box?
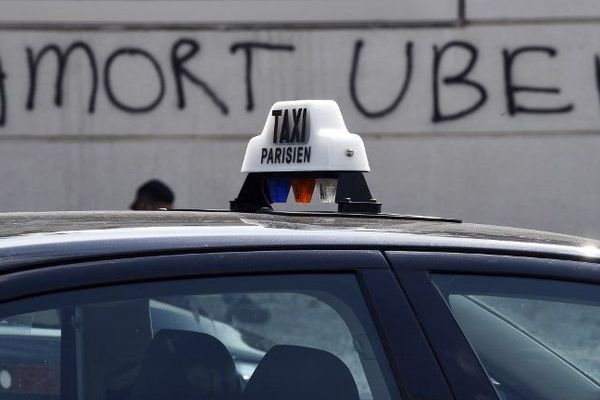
[0,249,452,400]
[389,251,600,400]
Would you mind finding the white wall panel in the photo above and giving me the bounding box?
[2,14,600,239]
[0,139,246,211]
[0,1,458,25]
[466,0,600,21]
[1,134,600,239]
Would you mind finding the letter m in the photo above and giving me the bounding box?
[26,42,98,113]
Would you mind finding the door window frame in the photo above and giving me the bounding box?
[0,249,451,400]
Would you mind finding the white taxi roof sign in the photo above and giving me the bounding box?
[241,100,370,173]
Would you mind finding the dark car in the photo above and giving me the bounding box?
[2,100,600,400]
[0,210,600,400]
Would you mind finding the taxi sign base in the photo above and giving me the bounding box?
[230,173,273,212]
[230,172,382,214]
[335,172,382,214]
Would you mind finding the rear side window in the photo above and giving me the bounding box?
[0,274,399,400]
[433,274,600,400]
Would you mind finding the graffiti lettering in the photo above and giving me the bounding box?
[0,57,7,126]
[7,36,600,131]
[26,42,98,113]
[432,41,487,123]
[503,46,574,115]
[230,41,295,112]
[349,39,413,118]
[172,38,229,115]
[104,47,165,114]
[596,55,600,108]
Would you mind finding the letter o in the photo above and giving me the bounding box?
[104,47,165,113]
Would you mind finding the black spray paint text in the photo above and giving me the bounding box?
[0,37,591,127]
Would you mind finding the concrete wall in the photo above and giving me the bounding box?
[1,0,600,238]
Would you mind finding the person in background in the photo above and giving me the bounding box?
[130,179,175,210]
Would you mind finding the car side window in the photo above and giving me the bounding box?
[0,274,399,400]
[432,274,600,400]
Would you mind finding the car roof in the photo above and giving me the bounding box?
[0,210,599,270]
